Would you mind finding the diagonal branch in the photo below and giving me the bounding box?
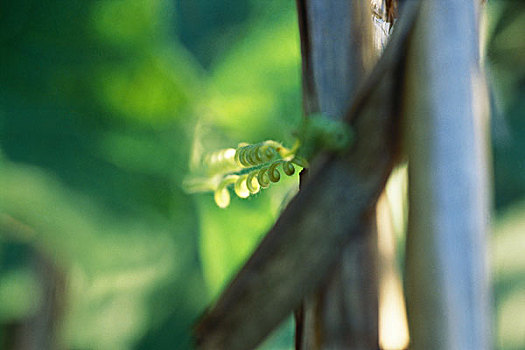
[194,3,420,350]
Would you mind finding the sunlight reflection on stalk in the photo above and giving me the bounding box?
[378,169,410,350]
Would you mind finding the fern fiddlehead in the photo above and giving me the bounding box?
[184,114,353,208]
[205,141,305,208]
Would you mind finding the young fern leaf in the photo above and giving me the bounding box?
[184,139,305,208]
[184,114,354,208]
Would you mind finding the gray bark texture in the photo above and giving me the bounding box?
[403,0,491,349]
[294,0,377,349]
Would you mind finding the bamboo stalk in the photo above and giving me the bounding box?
[403,0,491,349]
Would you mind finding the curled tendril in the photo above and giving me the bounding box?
[268,161,282,182]
[201,140,305,179]
[234,175,250,198]
[211,160,298,207]
[236,142,276,167]
[282,161,295,176]
[257,167,270,188]
[233,140,300,169]
[213,175,238,208]
[246,170,260,194]
[187,139,310,208]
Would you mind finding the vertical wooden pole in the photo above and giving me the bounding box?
[295,1,379,348]
[403,0,491,349]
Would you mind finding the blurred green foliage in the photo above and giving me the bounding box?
[486,3,525,347]
[0,0,523,349]
[0,0,299,348]
[487,1,525,212]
